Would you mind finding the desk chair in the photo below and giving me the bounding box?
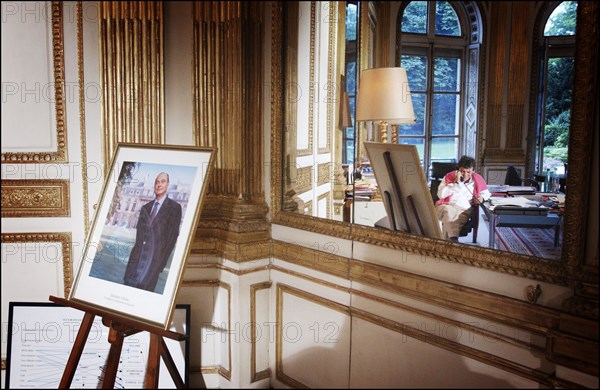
[430,162,479,243]
[505,166,539,189]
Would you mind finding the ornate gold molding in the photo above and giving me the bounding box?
[271,2,284,219]
[319,1,336,155]
[272,239,349,278]
[189,236,271,263]
[76,1,90,236]
[272,239,560,334]
[303,200,312,215]
[250,281,272,383]
[317,191,331,219]
[1,2,68,163]
[191,2,269,243]
[294,166,313,194]
[351,223,568,285]
[98,1,165,173]
[350,257,559,332]
[180,279,232,380]
[297,1,316,157]
[317,163,331,186]
[1,232,72,297]
[1,180,70,218]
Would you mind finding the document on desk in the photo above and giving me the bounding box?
[487,185,536,194]
[490,196,540,208]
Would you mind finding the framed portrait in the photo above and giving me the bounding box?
[4,302,190,388]
[69,143,214,329]
[364,142,442,239]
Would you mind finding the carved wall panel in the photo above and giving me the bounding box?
[1,179,70,218]
[98,1,165,173]
[1,1,67,163]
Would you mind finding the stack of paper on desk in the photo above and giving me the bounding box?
[488,185,536,194]
[490,196,540,207]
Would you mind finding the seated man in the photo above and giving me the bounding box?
[435,156,491,241]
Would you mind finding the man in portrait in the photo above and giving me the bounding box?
[124,172,182,292]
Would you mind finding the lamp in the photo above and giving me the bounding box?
[356,67,416,143]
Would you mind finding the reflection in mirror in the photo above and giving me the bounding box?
[283,1,353,221]
[282,1,581,262]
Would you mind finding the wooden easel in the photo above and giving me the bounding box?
[49,295,196,389]
[382,151,425,235]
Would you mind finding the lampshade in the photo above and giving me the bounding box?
[339,90,352,128]
[355,67,416,124]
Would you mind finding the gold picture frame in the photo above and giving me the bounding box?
[69,143,214,329]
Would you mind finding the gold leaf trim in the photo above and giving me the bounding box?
[1,180,70,218]
[1,232,72,297]
[250,281,272,383]
[1,2,68,163]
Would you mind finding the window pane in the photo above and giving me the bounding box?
[401,54,427,91]
[399,138,425,162]
[431,138,459,161]
[432,94,460,136]
[400,93,425,136]
[346,141,355,164]
[346,4,358,40]
[402,1,427,34]
[349,96,356,125]
[435,1,461,36]
[544,1,577,36]
[542,56,573,172]
[434,57,460,92]
[346,62,357,93]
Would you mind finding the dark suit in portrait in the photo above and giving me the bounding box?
[124,196,182,292]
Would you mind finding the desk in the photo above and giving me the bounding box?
[481,201,562,249]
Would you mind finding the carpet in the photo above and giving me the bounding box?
[495,227,562,260]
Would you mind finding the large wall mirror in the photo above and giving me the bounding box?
[272,1,597,286]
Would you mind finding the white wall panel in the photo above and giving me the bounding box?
[350,318,538,388]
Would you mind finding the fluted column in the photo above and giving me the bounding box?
[191,2,269,248]
[99,1,164,173]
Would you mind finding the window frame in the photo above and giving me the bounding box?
[528,1,577,177]
[396,1,476,177]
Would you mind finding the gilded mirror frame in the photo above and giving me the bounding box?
[1,1,68,163]
[270,1,597,287]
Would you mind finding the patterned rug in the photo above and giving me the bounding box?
[496,227,562,260]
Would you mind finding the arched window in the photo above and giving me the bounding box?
[396,1,482,177]
[531,1,577,177]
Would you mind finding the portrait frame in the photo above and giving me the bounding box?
[69,143,214,329]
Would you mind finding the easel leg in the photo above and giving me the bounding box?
[102,327,125,388]
[145,333,161,388]
[59,312,95,389]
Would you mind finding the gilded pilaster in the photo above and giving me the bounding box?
[192,2,270,251]
[98,1,165,173]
